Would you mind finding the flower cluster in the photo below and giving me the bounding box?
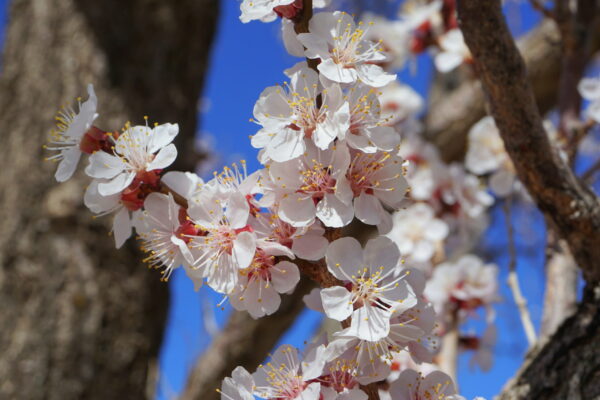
[44,1,503,398]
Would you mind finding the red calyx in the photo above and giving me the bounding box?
[79,126,117,154]
[441,0,458,30]
[410,21,433,54]
[274,0,303,20]
[120,170,163,212]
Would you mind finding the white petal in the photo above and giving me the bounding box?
[299,383,321,400]
[147,143,177,170]
[326,237,363,281]
[364,236,400,272]
[367,126,400,151]
[84,180,120,214]
[226,191,250,229]
[297,33,330,59]
[267,129,306,162]
[354,192,383,225]
[113,207,131,248]
[162,171,202,199]
[279,193,316,227]
[291,234,328,260]
[55,148,82,182]
[85,151,124,179]
[348,306,391,341]
[233,231,256,270]
[148,123,179,153]
[578,77,600,100]
[339,389,368,400]
[356,64,396,87]
[320,286,353,321]
[318,58,357,83]
[316,193,354,227]
[98,171,135,196]
[303,288,325,312]
[435,51,464,73]
[282,19,306,57]
[270,261,300,293]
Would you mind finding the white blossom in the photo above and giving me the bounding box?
[578,75,600,123]
[240,0,295,23]
[343,85,401,153]
[465,116,517,197]
[136,193,201,285]
[378,81,424,127]
[388,370,458,400]
[434,29,470,73]
[86,122,178,196]
[297,12,396,87]
[267,141,353,228]
[252,344,323,400]
[425,254,498,314]
[251,211,329,261]
[187,189,256,294]
[323,237,417,341]
[83,179,141,248]
[346,148,409,233]
[46,84,98,182]
[251,66,349,161]
[387,203,449,269]
[218,366,255,400]
[229,248,300,318]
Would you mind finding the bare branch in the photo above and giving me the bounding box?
[504,200,537,347]
[456,0,600,285]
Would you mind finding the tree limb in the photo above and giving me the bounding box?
[456,0,600,285]
[0,1,218,399]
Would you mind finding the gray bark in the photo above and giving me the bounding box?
[0,0,218,399]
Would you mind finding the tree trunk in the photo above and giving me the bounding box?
[0,1,218,399]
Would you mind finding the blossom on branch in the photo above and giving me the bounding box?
[46,84,99,182]
[296,11,396,87]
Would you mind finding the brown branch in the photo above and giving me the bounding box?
[556,0,598,155]
[529,0,555,19]
[582,157,600,182]
[504,199,537,346]
[0,0,218,398]
[456,0,600,285]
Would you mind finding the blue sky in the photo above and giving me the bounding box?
[0,1,574,399]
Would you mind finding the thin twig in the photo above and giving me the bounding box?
[438,307,459,384]
[503,198,537,347]
[582,157,600,183]
[529,0,555,19]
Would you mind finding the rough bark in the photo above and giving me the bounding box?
[0,1,218,399]
[182,278,315,400]
[456,0,600,285]
[456,1,600,398]
[498,286,600,400]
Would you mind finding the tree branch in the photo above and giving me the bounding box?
[456,0,600,285]
[504,200,537,346]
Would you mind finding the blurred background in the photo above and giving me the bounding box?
[0,1,597,400]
